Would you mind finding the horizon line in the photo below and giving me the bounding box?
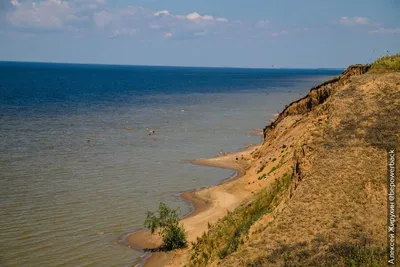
[0,60,347,70]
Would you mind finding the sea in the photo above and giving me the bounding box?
[0,62,342,266]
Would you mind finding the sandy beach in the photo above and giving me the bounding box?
[126,143,277,266]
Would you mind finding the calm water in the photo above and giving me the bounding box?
[0,62,342,266]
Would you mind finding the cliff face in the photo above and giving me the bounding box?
[160,56,399,267]
[214,66,400,266]
[263,64,370,140]
[180,58,399,266]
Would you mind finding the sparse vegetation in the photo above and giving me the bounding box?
[144,202,187,251]
[272,157,277,162]
[369,53,400,73]
[258,174,267,180]
[188,172,293,266]
[268,166,278,174]
[247,236,386,267]
[256,164,266,174]
[268,157,286,175]
[189,173,293,266]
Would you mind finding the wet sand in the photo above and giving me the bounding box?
[249,128,264,137]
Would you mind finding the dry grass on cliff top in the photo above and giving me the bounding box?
[369,53,400,73]
[180,58,400,267]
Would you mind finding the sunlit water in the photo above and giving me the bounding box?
[0,63,342,266]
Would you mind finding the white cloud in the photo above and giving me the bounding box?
[175,15,185,20]
[255,20,270,27]
[6,0,83,30]
[48,0,62,4]
[271,30,288,37]
[109,27,136,38]
[216,17,228,22]
[354,17,369,24]
[93,10,112,28]
[164,31,173,38]
[369,27,400,34]
[186,12,214,21]
[337,16,378,26]
[4,2,229,36]
[149,24,161,29]
[2,2,283,41]
[11,0,20,7]
[154,10,169,16]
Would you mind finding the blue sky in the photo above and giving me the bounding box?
[0,0,399,68]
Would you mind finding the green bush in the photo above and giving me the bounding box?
[144,202,187,250]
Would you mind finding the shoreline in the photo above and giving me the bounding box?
[125,145,258,267]
[122,63,382,266]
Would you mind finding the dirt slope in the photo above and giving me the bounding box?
[207,67,400,266]
[137,56,400,267]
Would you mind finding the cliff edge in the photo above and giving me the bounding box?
[184,55,400,267]
[141,55,400,267]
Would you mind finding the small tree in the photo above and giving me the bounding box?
[144,202,187,250]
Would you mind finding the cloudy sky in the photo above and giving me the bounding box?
[0,0,399,68]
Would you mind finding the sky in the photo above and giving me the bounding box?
[0,0,399,68]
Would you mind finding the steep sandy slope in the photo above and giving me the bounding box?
[136,57,400,267]
[207,68,400,266]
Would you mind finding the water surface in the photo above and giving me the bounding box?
[0,62,342,266]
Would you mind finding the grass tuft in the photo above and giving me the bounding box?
[256,164,266,174]
[258,174,267,180]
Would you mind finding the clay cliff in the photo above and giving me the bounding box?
[205,56,399,266]
[139,55,400,267]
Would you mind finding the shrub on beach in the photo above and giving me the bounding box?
[144,202,187,250]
